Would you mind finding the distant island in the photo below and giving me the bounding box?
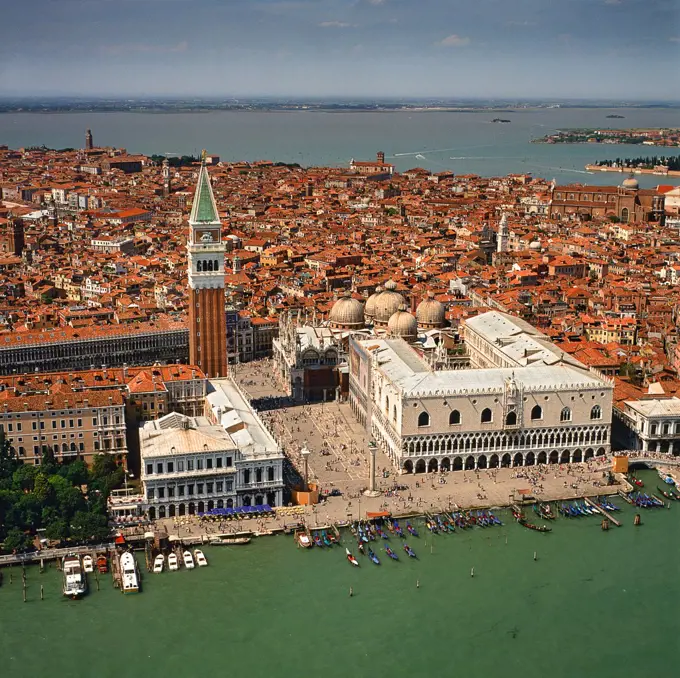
[606,114,625,119]
[492,118,511,123]
[534,128,680,147]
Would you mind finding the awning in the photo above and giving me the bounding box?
[366,511,391,518]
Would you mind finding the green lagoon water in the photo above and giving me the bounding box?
[1,470,679,678]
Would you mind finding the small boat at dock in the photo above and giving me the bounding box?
[82,555,94,573]
[62,554,87,599]
[406,522,418,537]
[194,549,208,567]
[211,537,252,546]
[183,550,195,570]
[368,548,380,565]
[120,552,140,594]
[153,554,165,573]
[96,554,108,574]
[168,553,179,571]
[346,548,359,567]
[294,529,312,548]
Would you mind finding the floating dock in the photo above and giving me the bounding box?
[584,497,621,527]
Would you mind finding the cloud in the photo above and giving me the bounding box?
[437,34,471,48]
[670,36,680,42]
[101,40,188,55]
[319,21,354,29]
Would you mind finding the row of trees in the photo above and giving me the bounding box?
[150,154,199,167]
[594,155,680,171]
[0,430,124,552]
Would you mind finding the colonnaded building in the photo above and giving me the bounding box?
[349,311,614,473]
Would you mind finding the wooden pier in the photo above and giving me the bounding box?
[618,490,634,505]
[584,497,621,527]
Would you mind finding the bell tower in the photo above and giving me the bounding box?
[162,158,171,198]
[187,151,227,378]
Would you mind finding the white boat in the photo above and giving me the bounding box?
[62,554,88,598]
[120,552,140,593]
[182,550,195,570]
[153,554,165,573]
[210,537,251,546]
[168,553,179,571]
[82,555,94,573]
[194,549,208,567]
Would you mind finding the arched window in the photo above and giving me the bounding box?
[531,405,542,421]
[620,207,629,223]
[418,412,430,427]
[506,411,517,426]
[560,407,571,422]
[393,406,397,423]
[385,395,390,415]
[449,410,461,425]
[207,260,213,272]
[481,408,492,423]
[214,259,219,270]
[590,405,602,420]
[267,466,274,482]
[197,260,202,272]
[256,468,263,483]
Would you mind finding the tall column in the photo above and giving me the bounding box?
[364,442,381,497]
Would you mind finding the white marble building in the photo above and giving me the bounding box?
[349,311,613,472]
[140,378,284,519]
[613,396,680,455]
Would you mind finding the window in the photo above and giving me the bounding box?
[243,469,251,484]
[385,396,390,414]
[52,421,57,429]
[148,488,155,500]
[530,405,542,421]
[207,458,213,469]
[481,408,493,423]
[506,411,517,426]
[197,459,203,470]
[267,466,274,482]
[197,483,204,494]
[226,456,232,467]
[417,412,430,427]
[92,418,97,426]
[156,463,163,474]
[179,486,185,497]
[560,407,571,422]
[590,405,602,420]
[188,484,194,496]
[69,419,74,428]
[32,421,37,430]
[207,482,213,493]
[168,486,175,498]
[146,464,153,475]
[216,457,223,468]
[651,424,657,435]
[226,480,233,492]
[178,460,184,472]
[216,481,223,493]
[449,410,461,425]
[256,468,263,483]
[77,419,82,427]
[158,487,165,499]
[167,462,174,473]
[187,460,194,471]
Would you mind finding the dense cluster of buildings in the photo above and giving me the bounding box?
[1,131,680,510]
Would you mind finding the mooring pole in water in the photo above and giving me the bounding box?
[533,551,537,561]
[22,583,26,603]
[40,585,44,601]
[471,567,475,578]
[349,587,353,597]
[416,580,420,589]
[505,536,508,545]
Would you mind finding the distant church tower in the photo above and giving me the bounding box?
[187,151,227,378]
[9,216,25,256]
[497,213,509,253]
[162,158,171,198]
[85,129,93,151]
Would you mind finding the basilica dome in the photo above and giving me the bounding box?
[373,280,406,328]
[364,286,382,323]
[329,293,365,330]
[387,307,418,342]
[416,291,446,329]
[621,173,639,190]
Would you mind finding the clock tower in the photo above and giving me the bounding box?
[187,152,227,378]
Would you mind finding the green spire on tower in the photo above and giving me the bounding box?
[189,150,220,224]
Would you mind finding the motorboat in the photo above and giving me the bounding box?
[346,548,359,567]
[168,553,179,571]
[294,529,312,548]
[194,549,208,567]
[153,554,165,573]
[120,552,140,594]
[62,554,87,598]
[96,554,108,573]
[183,550,195,570]
[82,555,94,573]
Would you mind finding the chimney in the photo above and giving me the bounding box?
[84,398,89,407]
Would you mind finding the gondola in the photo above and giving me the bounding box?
[406,522,418,537]
[368,548,380,565]
[657,487,676,501]
[346,548,359,567]
[384,546,399,561]
[488,511,502,525]
[519,520,552,533]
[313,534,324,548]
[403,544,417,558]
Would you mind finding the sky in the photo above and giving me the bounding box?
[0,0,679,99]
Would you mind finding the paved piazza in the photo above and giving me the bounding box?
[231,360,620,525]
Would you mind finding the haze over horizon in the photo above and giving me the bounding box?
[1,0,679,99]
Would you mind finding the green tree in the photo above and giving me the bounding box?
[34,472,55,505]
[70,510,109,543]
[12,464,38,492]
[45,518,69,542]
[3,528,33,552]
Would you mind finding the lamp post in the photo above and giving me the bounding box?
[300,443,311,492]
[364,441,381,498]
